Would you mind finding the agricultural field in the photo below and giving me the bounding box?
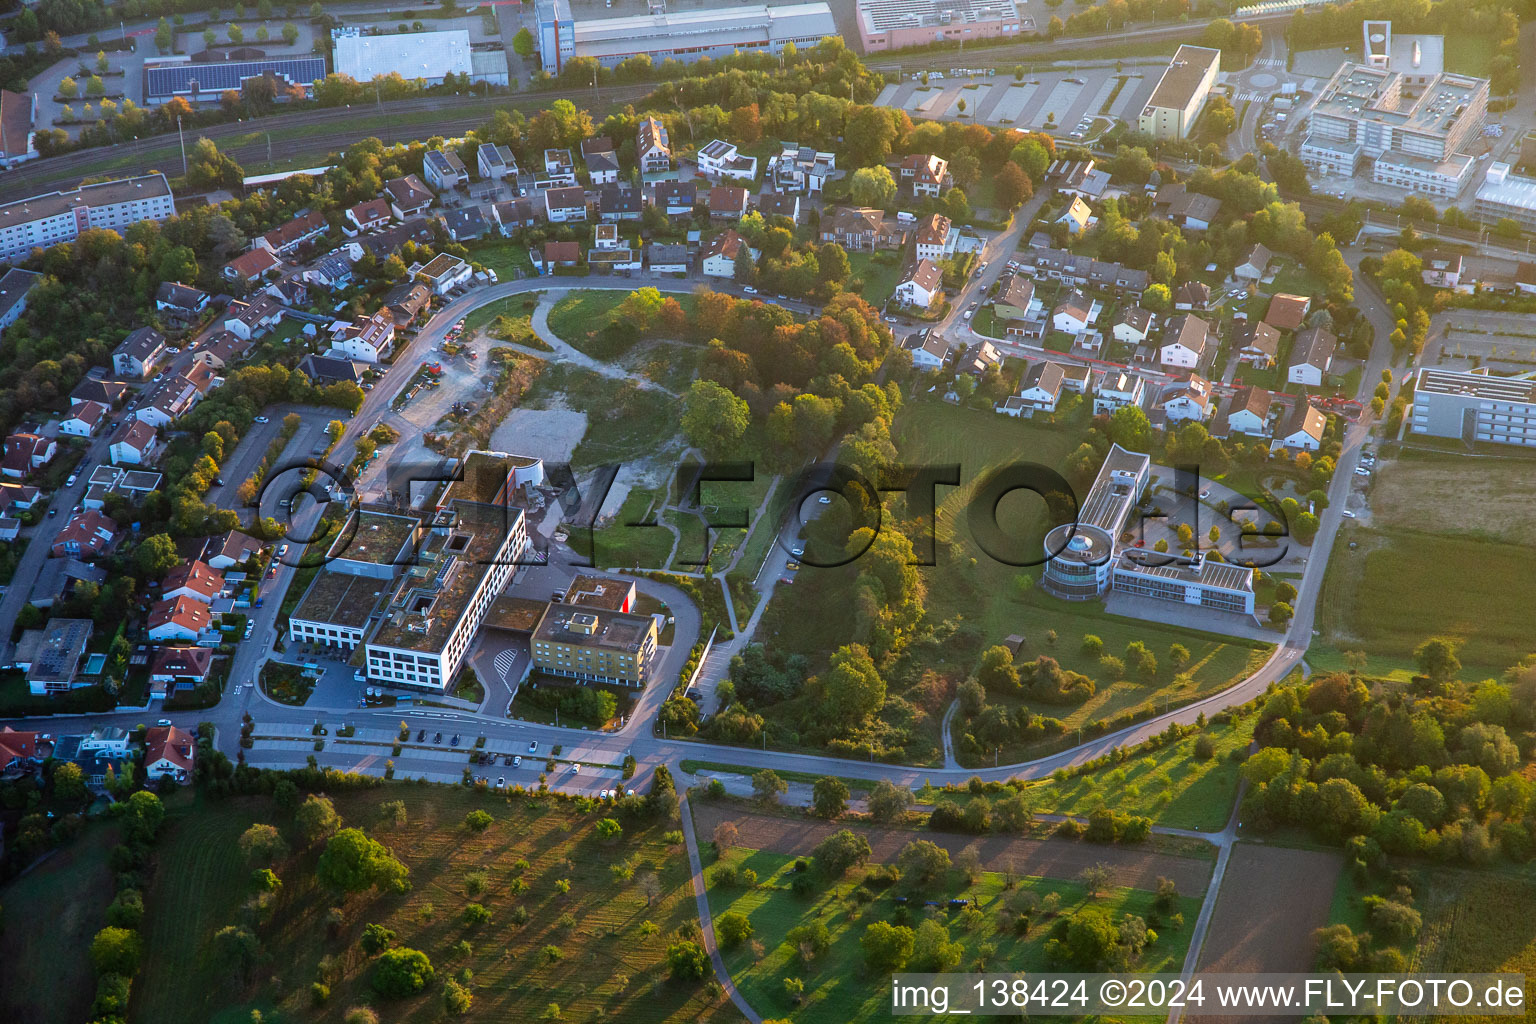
[1370,452,1536,546]
[134,786,739,1024]
[0,819,122,1024]
[1410,870,1536,1024]
[1196,845,1342,974]
[1020,714,1257,831]
[700,809,1205,1023]
[1316,525,1536,676]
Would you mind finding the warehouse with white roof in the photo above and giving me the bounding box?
[332,28,508,86]
[537,2,835,72]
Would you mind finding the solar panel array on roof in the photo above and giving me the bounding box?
[145,56,328,99]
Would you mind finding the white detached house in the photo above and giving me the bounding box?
[894,260,943,310]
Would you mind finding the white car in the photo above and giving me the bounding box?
[157,718,172,727]
[963,310,973,320]
[278,544,289,557]
[1342,510,1357,518]
[254,415,269,424]
[743,285,757,294]
[571,764,580,774]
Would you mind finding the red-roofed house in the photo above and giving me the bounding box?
[60,399,108,438]
[222,247,283,285]
[0,726,45,777]
[148,647,213,692]
[147,595,211,642]
[162,559,224,605]
[256,210,327,256]
[899,153,949,196]
[346,197,393,234]
[202,530,264,570]
[50,509,118,558]
[2,432,55,478]
[143,725,196,783]
[0,89,37,169]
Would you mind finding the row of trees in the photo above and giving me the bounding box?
[87,791,168,1023]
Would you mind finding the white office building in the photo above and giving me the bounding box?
[1410,367,1536,447]
[1301,62,1487,195]
[1042,444,1254,615]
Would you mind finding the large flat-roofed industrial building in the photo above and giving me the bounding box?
[1474,162,1536,231]
[143,55,328,104]
[1410,367,1536,447]
[332,28,508,86]
[1042,443,1255,615]
[536,1,835,72]
[856,0,1027,54]
[0,174,176,264]
[1138,45,1220,140]
[1300,62,1487,196]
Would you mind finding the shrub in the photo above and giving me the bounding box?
[716,910,752,947]
[372,947,435,997]
[464,810,494,831]
[443,978,473,1014]
[463,903,491,926]
[311,982,330,1006]
[361,923,396,955]
[667,940,709,980]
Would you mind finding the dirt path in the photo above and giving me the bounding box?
[691,804,1213,894]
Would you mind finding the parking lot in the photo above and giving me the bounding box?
[1431,309,1536,371]
[874,63,1166,138]
[205,405,348,517]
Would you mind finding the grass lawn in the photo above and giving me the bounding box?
[135,786,739,1024]
[0,818,122,1024]
[1266,265,1329,301]
[461,292,543,339]
[845,251,904,307]
[1370,449,1536,547]
[972,304,1004,339]
[465,239,536,281]
[586,484,678,569]
[546,290,631,358]
[1315,524,1536,676]
[1022,714,1255,831]
[708,845,1199,1023]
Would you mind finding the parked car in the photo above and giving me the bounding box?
[513,755,522,767]
[528,741,538,753]
[157,718,172,727]
[254,415,269,423]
